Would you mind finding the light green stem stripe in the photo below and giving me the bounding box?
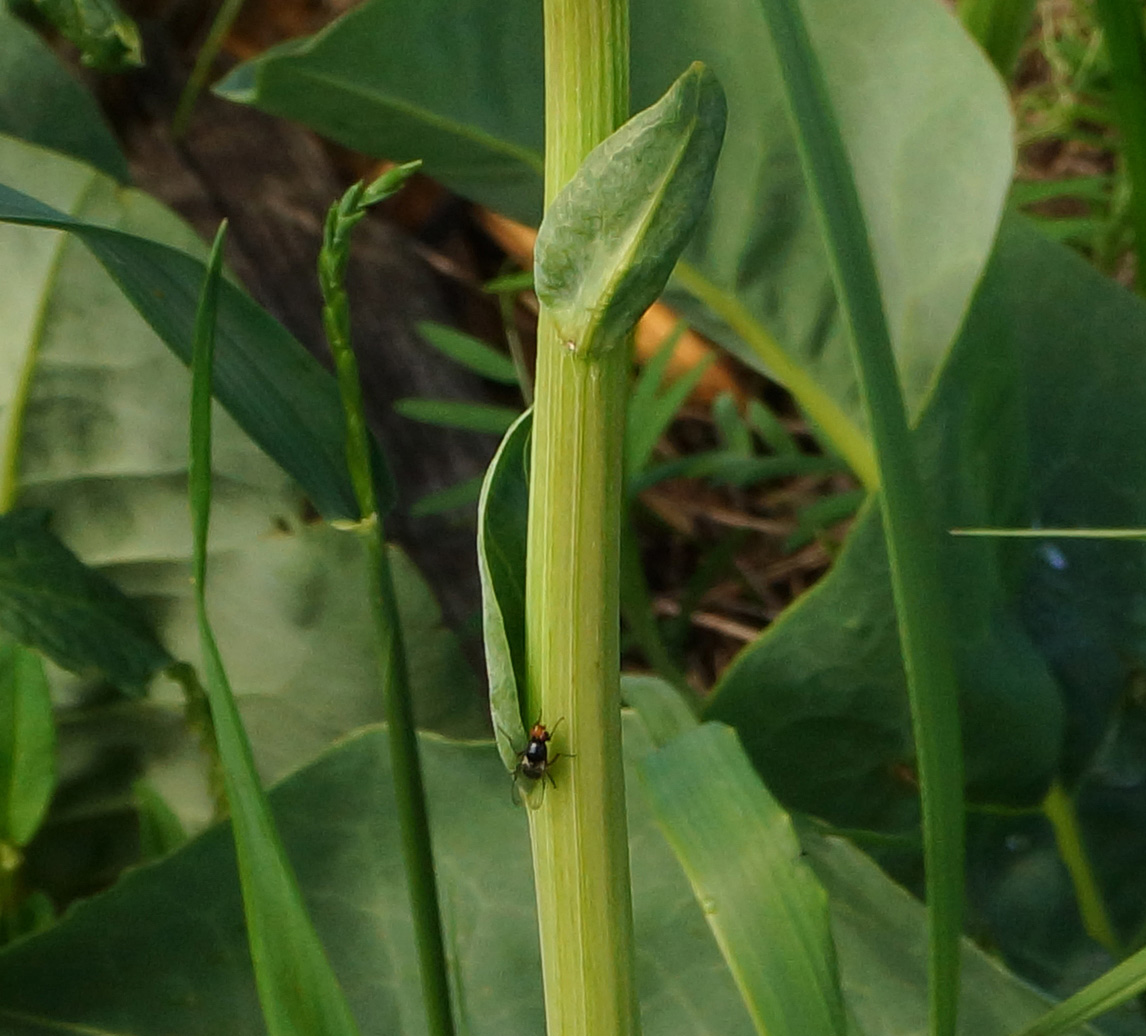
[1043,782,1121,957]
[526,0,639,1034]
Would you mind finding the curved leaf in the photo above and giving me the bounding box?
[0,638,54,847]
[0,5,127,182]
[535,62,726,357]
[640,722,847,1036]
[478,410,531,770]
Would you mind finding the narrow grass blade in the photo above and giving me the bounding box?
[416,322,519,384]
[639,722,847,1036]
[713,392,754,458]
[394,398,521,435]
[174,0,244,134]
[951,528,1146,539]
[1012,946,1146,1036]
[0,183,388,521]
[1093,0,1146,293]
[189,223,362,1036]
[746,398,799,457]
[957,0,1039,78]
[411,475,484,517]
[752,2,966,1033]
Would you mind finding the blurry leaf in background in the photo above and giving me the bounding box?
[0,638,54,847]
[417,322,520,385]
[9,0,142,72]
[393,398,521,435]
[0,4,128,181]
[0,509,171,694]
[219,0,1013,442]
[0,722,1102,1036]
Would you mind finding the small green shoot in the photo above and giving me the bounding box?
[318,164,457,1036]
[189,222,363,1036]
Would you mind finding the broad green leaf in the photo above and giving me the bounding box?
[0,133,483,843]
[220,0,1012,458]
[0,138,391,524]
[0,638,53,847]
[12,0,142,72]
[0,509,171,693]
[417,322,519,385]
[0,722,1102,1036]
[640,722,847,1036]
[535,63,726,357]
[620,673,698,747]
[0,4,127,181]
[394,398,520,436]
[478,410,531,770]
[188,223,362,1036]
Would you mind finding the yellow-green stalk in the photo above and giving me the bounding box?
[525,0,640,1034]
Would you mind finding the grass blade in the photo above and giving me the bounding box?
[639,723,847,1036]
[416,322,520,384]
[1093,0,1146,293]
[394,398,521,435]
[751,2,965,1033]
[190,222,362,1036]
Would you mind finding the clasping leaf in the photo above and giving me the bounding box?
[534,61,726,358]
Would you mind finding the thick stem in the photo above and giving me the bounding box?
[526,1,639,1034]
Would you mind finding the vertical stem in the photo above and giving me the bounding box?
[527,1,639,1035]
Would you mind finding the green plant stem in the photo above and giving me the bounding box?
[752,1,965,1034]
[319,172,455,1036]
[1092,0,1146,293]
[525,0,639,1034]
[1043,781,1121,957]
[173,0,246,136]
[956,0,1039,79]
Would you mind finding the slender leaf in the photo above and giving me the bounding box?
[394,398,520,435]
[0,638,53,847]
[745,398,799,457]
[1012,944,1146,1036]
[189,223,362,1036]
[134,780,188,862]
[640,723,847,1036]
[478,410,531,771]
[411,475,484,517]
[713,393,753,458]
[535,62,726,358]
[1093,0,1146,293]
[751,1,965,1033]
[417,322,520,385]
[0,508,171,693]
[626,322,713,476]
[0,5,127,181]
[0,179,390,522]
